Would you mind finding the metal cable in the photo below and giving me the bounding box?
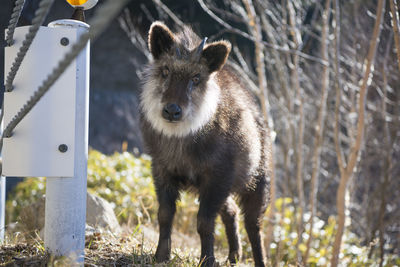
[5,0,26,47]
[4,0,54,92]
[2,0,131,140]
[1,0,26,153]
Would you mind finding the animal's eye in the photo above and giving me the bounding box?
[192,74,200,85]
[161,67,169,78]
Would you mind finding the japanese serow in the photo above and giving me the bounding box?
[140,21,273,267]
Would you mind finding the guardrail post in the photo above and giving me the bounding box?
[0,176,5,241]
[44,19,89,262]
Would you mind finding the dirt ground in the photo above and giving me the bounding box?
[0,225,249,267]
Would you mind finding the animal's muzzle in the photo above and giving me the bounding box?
[162,103,182,122]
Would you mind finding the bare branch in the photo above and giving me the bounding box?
[389,0,400,73]
[304,0,331,263]
[118,9,151,61]
[331,0,386,266]
[232,45,256,80]
[242,0,269,123]
[333,0,345,176]
[377,32,393,267]
[196,0,329,66]
[152,0,186,29]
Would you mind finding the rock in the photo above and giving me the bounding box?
[86,193,121,234]
[19,192,121,235]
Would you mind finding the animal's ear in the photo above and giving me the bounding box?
[148,21,175,60]
[201,41,231,73]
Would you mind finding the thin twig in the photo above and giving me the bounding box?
[389,0,400,73]
[196,0,329,66]
[333,0,345,176]
[151,0,186,29]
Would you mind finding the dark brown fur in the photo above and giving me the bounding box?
[140,22,272,267]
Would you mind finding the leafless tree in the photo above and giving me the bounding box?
[331,0,385,266]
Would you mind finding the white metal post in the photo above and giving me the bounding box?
[0,176,5,241]
[44,19,89,262]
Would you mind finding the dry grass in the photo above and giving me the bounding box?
[0,225,247,267]
[0,243,48,266]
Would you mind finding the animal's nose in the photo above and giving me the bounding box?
[162,103,182,121]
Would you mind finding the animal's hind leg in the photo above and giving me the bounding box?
[197,178,232,267]
[240,176,269,267]
[219,196,241,265]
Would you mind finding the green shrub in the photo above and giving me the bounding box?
[6,150,156,225]
[86,150,155,224]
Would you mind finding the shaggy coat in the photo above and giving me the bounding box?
[139,21,272,267]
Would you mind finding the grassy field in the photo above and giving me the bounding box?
[0,225,255,266]
[0,230,200,266]
[1,150,398,266]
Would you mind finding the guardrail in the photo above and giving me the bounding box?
[1,0,131,262]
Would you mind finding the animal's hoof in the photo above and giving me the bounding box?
[199,256,218,267]
[227,250,241,265]
[154,250,170,263]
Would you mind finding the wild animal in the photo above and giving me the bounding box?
[139,21,273,267]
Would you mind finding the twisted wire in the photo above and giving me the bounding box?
[4,0,54,92]
[5,0,26,47]
[1,0,26,152]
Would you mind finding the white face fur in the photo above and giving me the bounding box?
[140,76,221,138]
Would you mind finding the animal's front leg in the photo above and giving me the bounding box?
[197,183,231,267]
[154,184,179,262]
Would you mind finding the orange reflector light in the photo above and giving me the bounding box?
[66,0,88,5]
[66,0,97,10]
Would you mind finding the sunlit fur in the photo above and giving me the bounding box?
[141,22,227,137]
[140,72,220,137]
